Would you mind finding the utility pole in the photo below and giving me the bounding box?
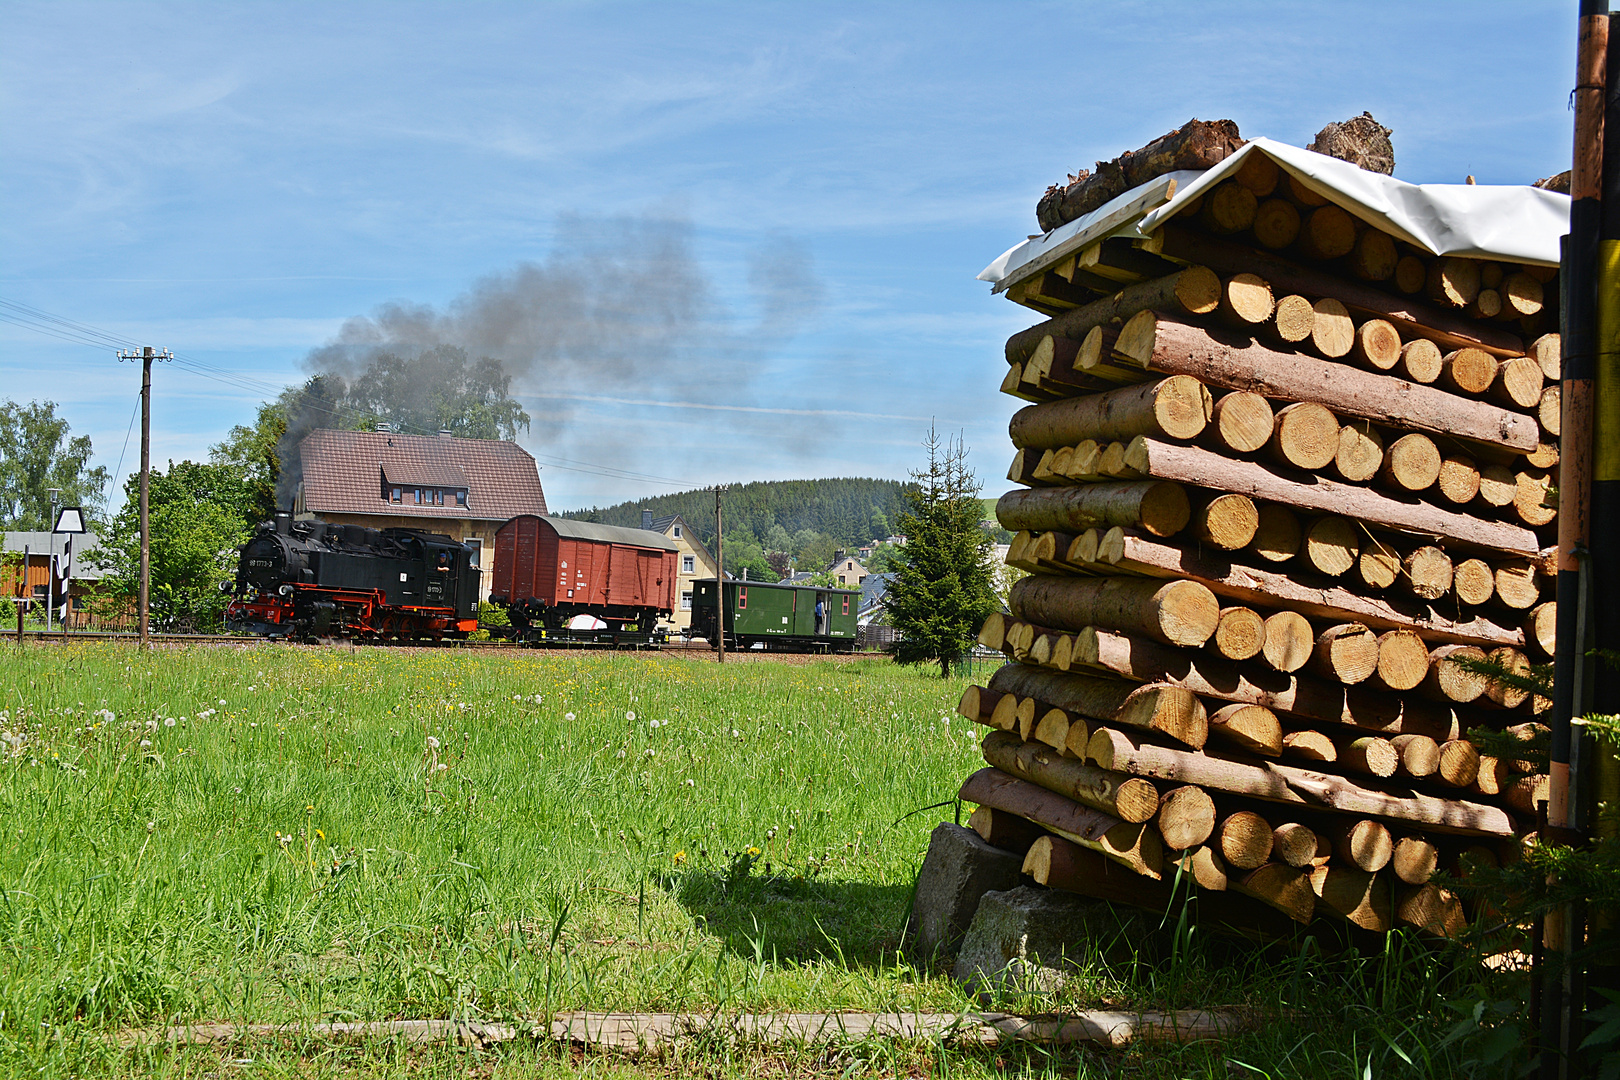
[116,345,173,647]
[715,485,727,664]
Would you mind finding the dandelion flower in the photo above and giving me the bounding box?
[673,850,686,865]
[747,846,760,856]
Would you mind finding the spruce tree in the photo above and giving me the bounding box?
[885,427,996,677]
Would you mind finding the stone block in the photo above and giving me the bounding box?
[906,821,1023,964]
[952,885,1111,1001]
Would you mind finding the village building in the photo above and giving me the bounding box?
[2,530,108,628]
[830,552,868,587]
[291,427,546,600]
[643,511,717,633]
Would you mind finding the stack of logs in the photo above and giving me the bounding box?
[960,145,1558,939]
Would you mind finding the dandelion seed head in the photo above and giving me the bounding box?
[565,712,576,722]
[146,821,155,833]
[139,739,151,748]
[164,718,176,728]
[615,749,626,759]
[427,736,441,750]
[644,748,655,758]
[685,778,695,787]
[627,711,637,722]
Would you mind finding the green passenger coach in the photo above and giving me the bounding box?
[690,579,860,653]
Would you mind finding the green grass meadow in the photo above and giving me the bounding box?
[0,644,1502,1078]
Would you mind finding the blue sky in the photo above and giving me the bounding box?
[0,1,1574,514]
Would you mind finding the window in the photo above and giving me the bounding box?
[391,487,401,502]
[456,490,466,506]
[681,555,695,574]
[673,525,682,538]
[414,489,422,504]
[838,574,846,584]
[465,538,482,569]
[681,591,692,611]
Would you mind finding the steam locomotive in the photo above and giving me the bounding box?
[225,512,480,641]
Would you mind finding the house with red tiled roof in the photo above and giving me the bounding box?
[292,427,546,599]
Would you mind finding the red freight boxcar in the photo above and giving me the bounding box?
[490,515,679,642]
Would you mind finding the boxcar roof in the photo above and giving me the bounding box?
[702,577,859,595]
[525,515,680,552]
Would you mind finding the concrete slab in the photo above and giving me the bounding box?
[953,885,1113,1001]
[906,821,1024,964]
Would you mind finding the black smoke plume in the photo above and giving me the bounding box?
[274,214,821,506]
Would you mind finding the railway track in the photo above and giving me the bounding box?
[10,630,888,660]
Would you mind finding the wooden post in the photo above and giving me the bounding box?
[1542,9,1608,1076]
[715,486,726,664]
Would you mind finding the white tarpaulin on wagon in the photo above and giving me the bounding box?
[978,137,1571,292]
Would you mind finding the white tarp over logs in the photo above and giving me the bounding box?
[979,137,1571,292]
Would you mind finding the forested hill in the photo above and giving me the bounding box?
[560,478,912,549]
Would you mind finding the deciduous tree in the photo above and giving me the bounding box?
[0,400,109,529]
[96,461,254,631]
[884,427,996,677]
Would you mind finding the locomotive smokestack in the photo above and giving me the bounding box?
[642,509,653,529]
[274,510,292,536]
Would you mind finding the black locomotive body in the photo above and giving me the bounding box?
[225,512,480,641]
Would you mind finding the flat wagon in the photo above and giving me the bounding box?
[690,578,860,653]
[490,514,679,645]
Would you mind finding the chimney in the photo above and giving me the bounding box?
[833,550,845,564]
[376,421,390,433]
[642,509,654,529]
[438,428,453,439]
